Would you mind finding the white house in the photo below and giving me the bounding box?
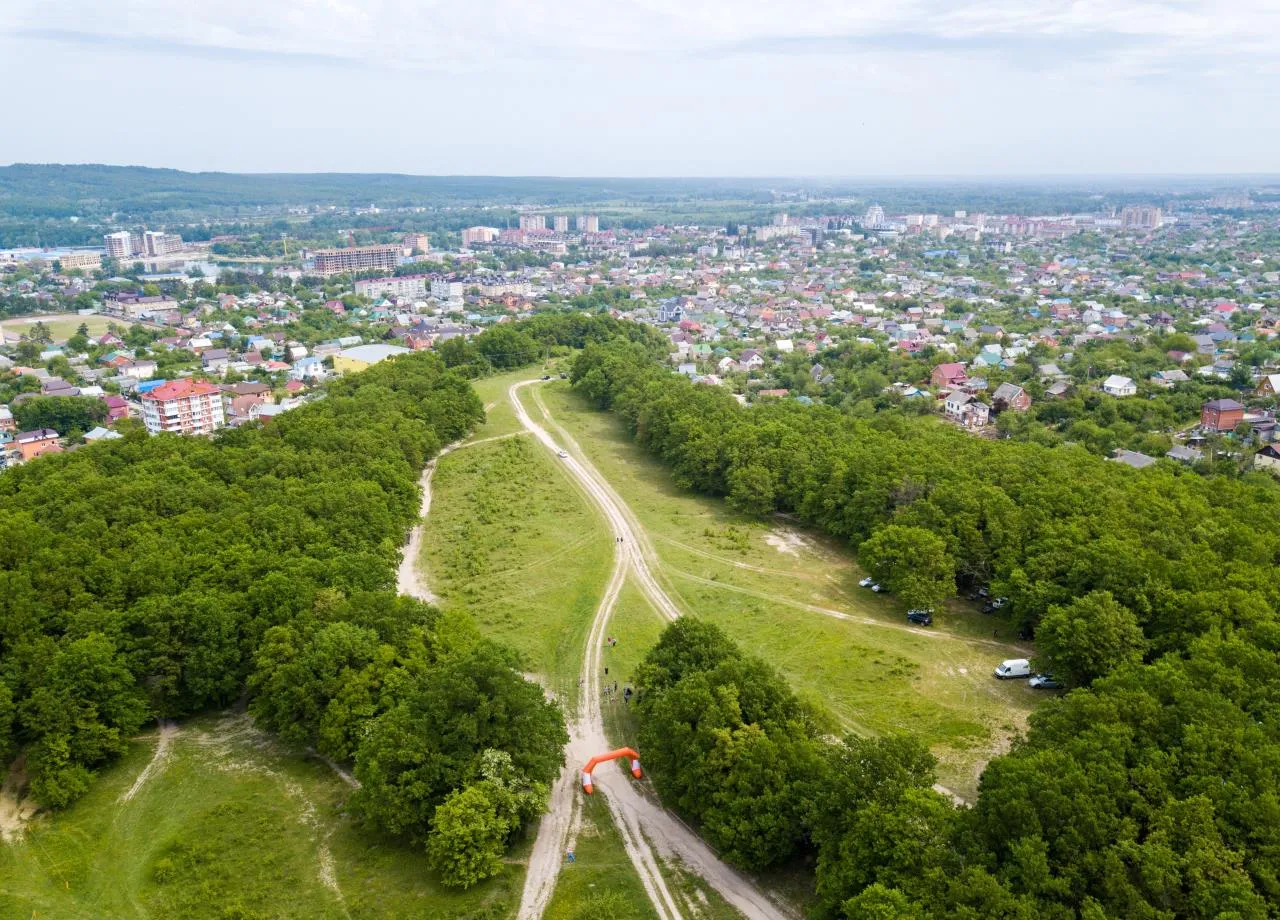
[944,391,990,427]
[1102,374,1136,398]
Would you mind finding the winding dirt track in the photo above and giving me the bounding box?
[510,380,791,920]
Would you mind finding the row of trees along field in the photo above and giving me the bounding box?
[579,338,1280,919]
[0,351,570,887]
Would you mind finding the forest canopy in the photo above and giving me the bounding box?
[583,339,1280,919]
[0,351,566,883]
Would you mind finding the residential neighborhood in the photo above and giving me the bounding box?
[3,188,1280,476]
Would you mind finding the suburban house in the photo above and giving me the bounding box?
[1102,374,1136,397]
[1255,443,1280,472]
[289,356,327,381]
[931,362,969,390]
[1151,369,1190,388]
[103,395,129,422]
[0,406,13,432]
[1111,449,1157,469]
[14,428,62,462]
[991,382,1031,412]
[944,391,990,427]
[738,349,765,370]
[202,348,232,373]
[1257,374,1280,397]
[1201,398,1245,433]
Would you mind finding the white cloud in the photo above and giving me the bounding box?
[1,0,1277,174]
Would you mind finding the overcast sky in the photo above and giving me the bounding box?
[2,0,1277,176]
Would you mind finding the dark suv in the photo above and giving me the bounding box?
[906,609,933,626]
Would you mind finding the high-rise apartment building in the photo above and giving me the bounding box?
[403,232,431,253]
[104,231,135,259]
[863,205,887,229]
[577,214,599,233]
[310,244,401,277]
[143,230,184,257]
[141,379,226,435]
[519,214,546,231]
[1120,206,1163,230]
[461,226,501,246]
[553,215,570,233]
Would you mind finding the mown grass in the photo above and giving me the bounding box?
[0,313,116,344]
[422,419,612,702]
[537,383,1043,799]
[0,714,520,919]
[543,794,658,920]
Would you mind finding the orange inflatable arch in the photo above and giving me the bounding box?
[580,747,642,795]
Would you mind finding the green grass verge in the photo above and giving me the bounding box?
[543,794,658,920]
[536,383,1043,799]
[0,714,519,919]
[421,426,612,701]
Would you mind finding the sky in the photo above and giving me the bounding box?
[2,0,1278,177]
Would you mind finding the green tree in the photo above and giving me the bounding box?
[426,782,513,888]
[726,462,776,517]
[13,396,108,436]
[858,525,956,610]
[1035,591,1146,686]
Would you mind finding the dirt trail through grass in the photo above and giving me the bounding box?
[512,380,791,920]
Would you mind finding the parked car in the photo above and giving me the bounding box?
[1029,674,1062,689]
[859,577,874,587]
[559,372,568,379]
[870,583,883,592]
[557,450,568,458]
[906,609,933,626]
[542,375,552,380]
[993,658,1032,679]
[982,597,1009,614]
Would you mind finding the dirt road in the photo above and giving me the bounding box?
[510,380,791,920]
[395,432,520,605]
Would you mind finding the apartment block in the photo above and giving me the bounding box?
[403,232,431,253]
[461,227,501,246]
[59,251,103,272]
[104,231,134,259]
[519,214,546,231]
[141,378,226,435]
[553,215,570,233]
[355,274,429,299]
[576,214,600,233]
[143,230,184,256]
[311,244,401,277]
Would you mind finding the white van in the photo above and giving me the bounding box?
[994,658,1031,680]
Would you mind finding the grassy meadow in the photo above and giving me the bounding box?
[535,382,1043,799]
[0,714,521,919]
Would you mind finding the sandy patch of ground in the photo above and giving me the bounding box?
[120,720,178,804]
[0,757,37,842]
[765,529,812,555]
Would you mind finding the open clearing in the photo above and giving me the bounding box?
[536,383,1042,799]
[0,313,116,344]
[0,713,521,919]
[420,431,613,700]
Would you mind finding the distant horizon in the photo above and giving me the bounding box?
[4,163,1280,185]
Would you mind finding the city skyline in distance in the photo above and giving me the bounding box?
[2,0,1278,177]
